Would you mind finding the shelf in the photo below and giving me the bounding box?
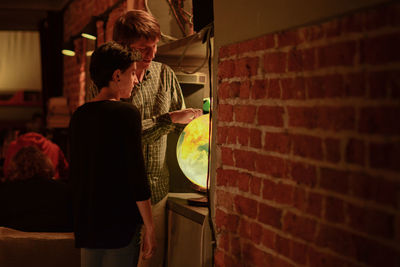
[157,33,209,59]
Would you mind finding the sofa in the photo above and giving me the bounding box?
[0,227,80,267]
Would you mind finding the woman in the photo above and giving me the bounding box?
[69,41,156,267]
[0,145,72,232]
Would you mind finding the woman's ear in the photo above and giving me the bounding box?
[112,69,121,82]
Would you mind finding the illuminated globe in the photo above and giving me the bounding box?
[176,114,210,190]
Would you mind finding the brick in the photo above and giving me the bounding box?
[220,146,234,166]
[320,168,349,194]
[369,141,400,171]
[306,74,345,98]
[219,44,239,59]
[324,196,345,223]
[267,78,281,99]
[307,192,323,217]
[344,72,366,97]
[218,82,240,100]
[276,235,291,258]
[236,127,250,146]
[216,126,228,145]
[365,3,400,29]
[215,208,228,230]
[251,80,267,99]
[316,224,357,257]
[288,48,316,72]
[301,24,325,41]
[280,77,306,99]
[233,149,256,171]
[282,212,317,242]
[238,34,275,52]
[341,12,365,33]
[346,138,365,166]
[349,172,399,207]
[292,134,323,160]
[218,59,235,80]
[227,214,240,233]
[359,106,400,135]
[218,104,233,122]
[239,80,251,99]
[291,161,317,187]
[308,248,358,267]
[234,105,256,123]
[255,154,287,178]
[277,29,304,47]
[257,106,284,126]
[322,19,342,38]
[235,57,259,77]
[238,218,252,239]
[261,227,276,249]
[274,182,294,205]
[288,106,355,131]
[249,128,262,148]
[353,234,400,266]
[264,132,291,154]
[250,222,263,245]
[242,242,271,267]
[368,71,397,98]
[216,189,235,211]
[263,52,287,73]
[234,195,258,218]
[262,179,276,200]
[318,41,356,67]
[258,203,282,228]
[347,204,395,238]
[293,187,307,212]
[324,138,341,163]
[218,231,230,252]
[237,172,251,192]
[361,33,400,65]
[230,236,241,257]
[250,175,262,196]
[291,240,308,265]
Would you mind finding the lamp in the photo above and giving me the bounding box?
[81,17,97,40]
[61,38,76,56]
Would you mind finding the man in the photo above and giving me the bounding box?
[113,10,202,267]
[69,42,156,267]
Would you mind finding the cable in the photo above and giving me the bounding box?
[204,24,216,266]
[176,23,213,74]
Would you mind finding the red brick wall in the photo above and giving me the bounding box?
[62,0,128,113]
[215,2,400,267]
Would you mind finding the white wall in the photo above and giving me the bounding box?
[0,31,42,93]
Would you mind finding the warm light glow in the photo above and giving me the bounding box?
[176,114,210,190]
[81,33,97,40]
[86,50,94,56]
[62,49,76,56]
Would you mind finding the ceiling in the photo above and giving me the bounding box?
[0,0,70,30]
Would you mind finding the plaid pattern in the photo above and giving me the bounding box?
[129,61,185,204]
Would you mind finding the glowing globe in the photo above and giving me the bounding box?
[176,114,210,190]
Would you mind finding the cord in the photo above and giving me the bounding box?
[176,23,213,74]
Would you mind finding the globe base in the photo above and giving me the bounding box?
[187,196,208,207]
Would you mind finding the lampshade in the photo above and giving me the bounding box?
[61,39,75,56]
[81,17,97,40]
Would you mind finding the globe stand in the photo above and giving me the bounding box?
[187,196,208,207]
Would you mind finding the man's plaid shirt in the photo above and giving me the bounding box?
[129,61,185,204]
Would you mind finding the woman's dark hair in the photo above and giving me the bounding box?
[7,146,55,181]
[89,41,141,89]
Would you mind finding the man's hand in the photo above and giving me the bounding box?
[169,108,203,124]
